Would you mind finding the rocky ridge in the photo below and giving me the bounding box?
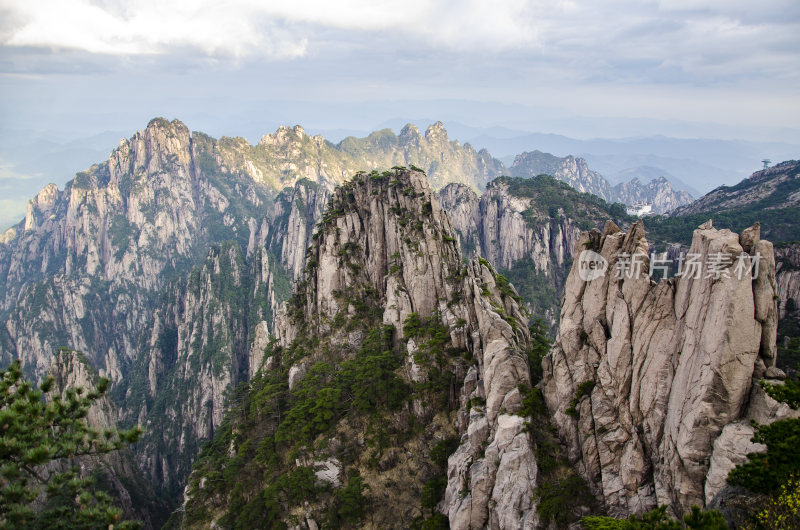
[542,219,793,517]
[0,118,274,380]
[511,151,612,199]
[611,177,693,214]
[183,169,539,528]
[439,176,631,326]
[672,160,800,216]
[510,150,693,214]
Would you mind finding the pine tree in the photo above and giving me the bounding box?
[0,360,142,528]
[728,370,800,528]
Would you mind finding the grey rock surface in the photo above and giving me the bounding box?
[542,220,779,516]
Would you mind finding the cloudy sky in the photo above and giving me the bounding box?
[1,0,799,227]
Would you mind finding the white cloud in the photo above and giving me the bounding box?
[0,0,545,58]
[0,0,797,90]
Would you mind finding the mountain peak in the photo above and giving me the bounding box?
[145,117,188,135]
[185,166,538,528]
[399,122,421,138]
[424,120,449,142]
[257,124,313,147]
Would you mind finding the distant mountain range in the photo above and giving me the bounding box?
[1,117,797,528]
[9,117,792,229]
[449,125,798,192]
[509,150,692,214]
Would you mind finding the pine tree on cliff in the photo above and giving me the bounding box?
[728,374,800,528]
[0,360,142,528]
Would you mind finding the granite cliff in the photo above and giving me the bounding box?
[438,176,631,326]
[541,219,795,517]
[50,348,168,528]
[1,115,796,527]
[181,169,540,528]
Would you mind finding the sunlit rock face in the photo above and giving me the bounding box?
[542,219,785,517]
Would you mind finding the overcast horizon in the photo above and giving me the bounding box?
[1,0,799,228]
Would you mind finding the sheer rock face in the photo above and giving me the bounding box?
[437,183,481,258]
[250,178,333,282]
[0,118,272,380]
[511,151,611,200]
[274,170,538,529]
[542,220,780,516]
[126,242,276,496]
[438,181,581,273]
[50,349,165,529]
[776,243,800,320]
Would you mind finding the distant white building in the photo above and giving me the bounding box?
[626,201,653,217]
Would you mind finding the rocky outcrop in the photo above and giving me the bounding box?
[542,219,780,516]
[286,170,537,528]
[611,177,693,214]
[49,349,168,529]
[275,169,469,344]
[511,151,611,199]
[51,348,119,430]
[776,243,800,320]
[438,176,630,327]
[704,381,799,512]
[441,259,538,529]
[184,169,537,529]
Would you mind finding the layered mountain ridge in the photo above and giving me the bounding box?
[672,160,799,216]
[510,150,693,214]
[180,169,540,528]
[0,117,795,528]
[438,175,631,326]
